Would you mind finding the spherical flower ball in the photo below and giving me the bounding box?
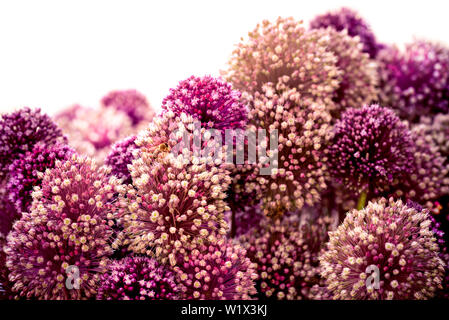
[4,155,120,299]
[307,27,378,117]
[329,104,415,197]
[173,238,257,299]
[101,89,154,126]
[0,107,66,181]
[97,256,179,300]
[320,198,445,300]
[223,17,340,106]
[105,135,138,185]
[55,105,133,163]
[385,124,449,207]
[377,40,449,122]
[419,114,449,160]
[244,84,332,216]
[6,143,75,215]
[0,187,19,241]
[114,112,232,265]
[239,215,334,300]
[162,75,248,133]
[310,7,381,58]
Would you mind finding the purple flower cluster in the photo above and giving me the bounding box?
[102,89,154,126]
[97,256,179,300]
[320,198,444,299]
[0,107,66,181]
[378,40,449,121]
[6,143,74,215]
[105,135,138,185]
[162,76,247,133]
[239,215,334,300]
[329,105,415,197]
[173,239,257,299]
[2,8,449,301]
[310,7,381,58]
[4,155,119,299]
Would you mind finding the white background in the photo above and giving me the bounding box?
[1,0,448,115]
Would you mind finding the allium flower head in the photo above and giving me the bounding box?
[377,40,449,121]
[320,198,445,300]
[244,84,332,216]
[308,27,378,116]
[0,187,19,240]
[310,7,381,58]
[385,124,449,207]
[4,155,119,299]
[0,107,66,181]
[97,256,179,300]
[173,238,257,299]
[55,105,133,162]
[105,135,138,185]
[101,89,154,126]
[114,111,231,265]
[162,75,247,133]
[239,215,334,300]
[223,17,340,105]
[329,104,415,196]
[419,114,449,160]
[6,143,74,215]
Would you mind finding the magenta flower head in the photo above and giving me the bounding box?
[320,198,445,300]
[162,75,248,133]
[105,135,138,185]
[6,143,75,215]
[310,7,381,58]
[0,107,66,181]
[4,155,120,299]
[239,215,334,300]
[101,89,154,126]
[244,84,332,216]
[386,124,449,207]
[114,111,231,265]
[378,40,449,121]
[0,187,19,241]
[173,238,257,299]
[223,17,340,105]
[307,27,378,116]
[55,105,133,163]
[329,104,415,197]
[97,256,179,300]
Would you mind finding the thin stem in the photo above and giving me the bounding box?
[357,190,368,210]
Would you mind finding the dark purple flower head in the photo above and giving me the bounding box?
[0,107,66,181]
[320,198,445,300]
[385,124,449,207]
[105,135,138,185]
[4,155,120,299]
[101,89,154,126]
[378,40,449,121]
[162,75,248,133]
[0,187,19,240]
[97,256,179,300]
[329,104,415,196]
[310,7,381,58]
[173,238,257,299]
[6,143,74,215]
[239,215,334,300]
